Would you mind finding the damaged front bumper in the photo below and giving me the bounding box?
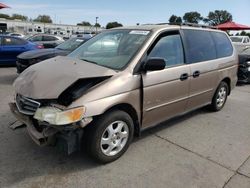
[9,102,85,154]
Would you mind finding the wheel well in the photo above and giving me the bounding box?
[221,77,231,95]
[104,104,140,136]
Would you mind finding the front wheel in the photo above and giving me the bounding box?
[85,110,134,163]
[209,81,229,111]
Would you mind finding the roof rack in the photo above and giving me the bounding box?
[168,22,216,29]
[143,22,216,29]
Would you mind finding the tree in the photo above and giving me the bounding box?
[33,15,52,23]
[77,21,92,26]
[169,15,182,23]
[183,11,203,24]
[0,13,10,19]
[106,22,123,29]
[94,23,101,27]
[11,14,28,21]
[203,10,232,26]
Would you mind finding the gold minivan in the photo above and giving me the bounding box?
[10,24,238,163]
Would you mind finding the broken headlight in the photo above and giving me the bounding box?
[34,106,86,125]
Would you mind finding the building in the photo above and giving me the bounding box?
[0,18,103,37]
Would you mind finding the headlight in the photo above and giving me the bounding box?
[247,61,250,65]
[34,106,85,125]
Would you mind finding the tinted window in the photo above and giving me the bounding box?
[211,32,233,58]
[43,36,57,41]
[29,35,42,42]
[2,37,27,45]
[148,34,184,67]
[182,29,216,63]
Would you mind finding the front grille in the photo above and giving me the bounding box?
[16,94,40,115]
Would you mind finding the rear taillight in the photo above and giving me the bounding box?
[36,45,44,49]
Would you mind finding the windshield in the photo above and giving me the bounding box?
[68,30,150,70]
[56,38,85,51]
[230,37,243,43]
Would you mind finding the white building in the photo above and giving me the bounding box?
[0,18,103,37]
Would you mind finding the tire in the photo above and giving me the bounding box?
[85,110,134,163]
[209,81,229,112]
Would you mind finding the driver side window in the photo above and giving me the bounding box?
[148,33,184,67]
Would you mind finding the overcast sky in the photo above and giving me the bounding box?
[1,0,250,26]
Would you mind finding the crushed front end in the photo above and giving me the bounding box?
[9,94,92,155]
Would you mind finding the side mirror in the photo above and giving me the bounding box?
[143,58,166,71]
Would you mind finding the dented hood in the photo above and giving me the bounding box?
[14,56,117,99]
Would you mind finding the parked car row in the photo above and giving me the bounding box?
[17,37,88,73]
[0,34,90,66]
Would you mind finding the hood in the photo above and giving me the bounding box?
[14,56,117,99]
[18,48,67,59]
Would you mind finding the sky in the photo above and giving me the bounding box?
[1,0,250,27]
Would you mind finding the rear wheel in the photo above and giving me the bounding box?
[85,110,134,163]
[210,81,229,111]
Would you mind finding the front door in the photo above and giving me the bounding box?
[142,31,191,128]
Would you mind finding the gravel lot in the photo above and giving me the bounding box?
[0,67,250,188]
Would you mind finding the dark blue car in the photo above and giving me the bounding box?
[0,35,42,65]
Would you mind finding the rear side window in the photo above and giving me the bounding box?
[211,32,233,58]
[43,36,58,41]
[29,35,42,42]
[182,29,216,64]
[2,37,27,46]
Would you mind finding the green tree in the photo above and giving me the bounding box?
[77,21,92,26]
[0,13,10,19]
[33,15,52,23]
[169,15,182,23]
[203,10,232,26]
[106,22,123,29]
[94,23,101,27]
[183,11,203,24]
[11,14,28,21]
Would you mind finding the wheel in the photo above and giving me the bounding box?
[85,110,134,163]
[210,81,229,111]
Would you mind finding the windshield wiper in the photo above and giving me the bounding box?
[81,58,98,65]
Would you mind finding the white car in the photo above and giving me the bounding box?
[231,36,250,53]
[230,36,250,44]
[9,33,25,38]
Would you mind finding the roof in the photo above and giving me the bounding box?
[113,24,179,31]
[112,23,222,33]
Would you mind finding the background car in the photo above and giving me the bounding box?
[0,35,43,65]
[9,33,25,38]
[16,37,88,73]
[238,47,250,83]
[231,36,250,53]
[230,36,250,44]
[27,34,64,48]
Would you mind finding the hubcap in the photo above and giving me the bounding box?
[216,86,227,108]
[100,121,129,156]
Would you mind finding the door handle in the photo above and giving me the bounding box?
[180,73,189,81]
[193,71,200,78]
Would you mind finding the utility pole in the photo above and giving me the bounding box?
[95,17,99,34]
